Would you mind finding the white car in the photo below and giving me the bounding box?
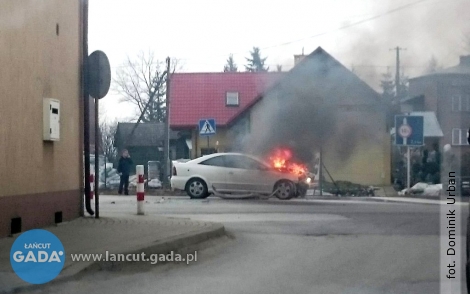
[171,153,304,200]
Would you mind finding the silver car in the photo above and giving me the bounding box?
[171,153,305,200]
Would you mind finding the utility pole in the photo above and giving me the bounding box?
[390,47,409,196]
[82,0,94,216]
[163,57,171,187]
[390,46,406,102]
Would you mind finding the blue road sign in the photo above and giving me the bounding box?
[199,119,216,136]
[395,115,424,146]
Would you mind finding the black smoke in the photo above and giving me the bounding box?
[241,48,385,167]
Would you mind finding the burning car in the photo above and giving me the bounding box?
[171,152,311,200]
[267,147,312,197]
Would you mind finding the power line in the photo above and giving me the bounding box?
[260,0,431,51]
[111,0,436,69]
[176,0,434,61]
[111,62,428,71]
[108,0,464,81]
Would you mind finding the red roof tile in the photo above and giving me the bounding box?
[169,72,283,128]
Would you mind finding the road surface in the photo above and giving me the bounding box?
[18,196,468,294]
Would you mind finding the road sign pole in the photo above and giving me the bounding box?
[319,146,323,196]
[198,119,216,154]
[94,97,99,219]
[395,115,423,192]
[407,146,411,191]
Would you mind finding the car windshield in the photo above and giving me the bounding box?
[4,1,469,293]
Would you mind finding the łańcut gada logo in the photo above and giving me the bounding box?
[10,229,65,284]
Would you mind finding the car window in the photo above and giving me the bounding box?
[199,156,225,167]
[225,155,266,170]
[243,157,267,170]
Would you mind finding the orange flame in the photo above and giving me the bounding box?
[268,148,308,176]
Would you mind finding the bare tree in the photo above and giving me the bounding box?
[425,55,441,74]
[113,51,180,123]
[464,32,470,53]
[99,119,119,163]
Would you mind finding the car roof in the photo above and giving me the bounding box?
[188,152,260,163]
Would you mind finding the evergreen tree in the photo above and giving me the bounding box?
[223,54,238,72]
[245,47,269,72]
[380,67,395,101]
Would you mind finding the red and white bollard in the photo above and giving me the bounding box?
[89,171,94,200]
[136,165,145,215]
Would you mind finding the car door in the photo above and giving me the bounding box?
[224,155,274,193]
[197,155,229,191]
[243,156,280,193]
[222,155,245,192]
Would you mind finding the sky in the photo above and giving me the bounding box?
[88,0,470,123]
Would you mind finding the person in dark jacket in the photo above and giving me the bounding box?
[117,149,133,195]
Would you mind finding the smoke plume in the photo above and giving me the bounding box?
[335,0,470,90]
[241,49,385,166]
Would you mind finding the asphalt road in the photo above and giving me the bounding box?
[19,196,468,294]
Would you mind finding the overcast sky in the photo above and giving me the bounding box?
[88,0,470,123]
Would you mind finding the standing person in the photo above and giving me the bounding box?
[117,149,133,195]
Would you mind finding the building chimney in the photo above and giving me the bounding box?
[292,48,307,66]
[293,55,303,66]
[460,55,470,67]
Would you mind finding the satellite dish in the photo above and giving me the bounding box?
[88,50,111,99]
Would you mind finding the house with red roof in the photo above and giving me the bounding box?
[228,47,391,186]
[169,72,283,158]
[170,47,391,186]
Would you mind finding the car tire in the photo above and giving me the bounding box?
[274,180,295,200]
[186,178,209,199]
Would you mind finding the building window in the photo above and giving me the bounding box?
[226,92,239,106]
[452,95,470,112]
[452,95,461,111]
[452,128,469,145]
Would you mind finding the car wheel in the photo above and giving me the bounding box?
[274,180,295,200]
[186,178,209,199]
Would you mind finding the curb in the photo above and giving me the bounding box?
[1,224,225,294]
[84,224,226,272]
[366,197,468,205]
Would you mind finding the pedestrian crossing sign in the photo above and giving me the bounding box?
[199,119,216,136]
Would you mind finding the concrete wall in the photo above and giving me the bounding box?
[0,0,83,237]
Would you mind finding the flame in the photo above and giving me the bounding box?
[289,163,307,176]
[268,148,308,176]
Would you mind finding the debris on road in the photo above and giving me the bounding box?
[398,182,442,197]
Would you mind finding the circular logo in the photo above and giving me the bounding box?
[398,124,412,138]
[10,229,65,284]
